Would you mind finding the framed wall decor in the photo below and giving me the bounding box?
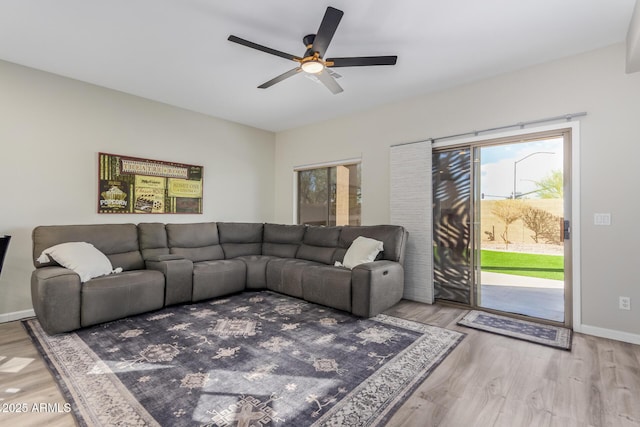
[98,153,203,214]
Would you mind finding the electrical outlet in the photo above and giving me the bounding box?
[619,296,631,310]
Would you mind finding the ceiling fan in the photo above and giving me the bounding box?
[228,6,398,94]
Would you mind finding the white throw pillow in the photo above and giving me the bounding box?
[36,242,116,283]
[342,236,384,269]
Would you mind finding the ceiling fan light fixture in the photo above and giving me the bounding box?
[301,60,324,74]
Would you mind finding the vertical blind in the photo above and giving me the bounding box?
[390,141,434,303]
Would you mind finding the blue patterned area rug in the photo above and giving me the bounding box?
[24,291,464,426]
[457,310,572,350]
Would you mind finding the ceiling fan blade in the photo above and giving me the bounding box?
[315,69,343,94]
[327,56,398,67]
[228,35,301,61]
[258,67,302,89]
[312,7,344,58]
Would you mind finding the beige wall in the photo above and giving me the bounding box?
[275,43,640,338]
[0,60,275,318]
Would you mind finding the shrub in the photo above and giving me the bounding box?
[521,206,562,244]
[490,199,526,248]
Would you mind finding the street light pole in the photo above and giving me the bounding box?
[513,151,555,199]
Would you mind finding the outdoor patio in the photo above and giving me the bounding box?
[479,271,565,322]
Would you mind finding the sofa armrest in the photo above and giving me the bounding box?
[351,260,404,318]
[146,258,193,306]
[31,267,82,335]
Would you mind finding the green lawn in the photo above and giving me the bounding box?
[481,250,564,281]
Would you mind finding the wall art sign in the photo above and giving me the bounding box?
[98,153,203,214]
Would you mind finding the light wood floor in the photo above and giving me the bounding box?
[1,301,639,427]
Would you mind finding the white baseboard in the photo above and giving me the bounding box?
[0,309,35,323]
[579,324,640,346]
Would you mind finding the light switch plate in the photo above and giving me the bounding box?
[594,213,611,226]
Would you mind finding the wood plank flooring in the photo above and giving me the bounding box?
[384,301,640,427]
[1,301,639,427]
[0,321,74,426]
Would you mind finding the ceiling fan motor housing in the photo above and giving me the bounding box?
[303,34,317,57]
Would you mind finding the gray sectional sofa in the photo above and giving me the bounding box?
[31,222,408,335]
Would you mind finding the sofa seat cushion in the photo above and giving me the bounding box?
[81,270,165,328]
[234,255,276,290]
[302,265,352,313]
[266,258,322,298]
[192,259,246,301]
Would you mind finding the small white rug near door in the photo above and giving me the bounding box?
[458,310,572,350]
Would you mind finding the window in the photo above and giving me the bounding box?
[297,162,361,226]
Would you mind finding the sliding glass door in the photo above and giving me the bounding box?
[433,129,572,326]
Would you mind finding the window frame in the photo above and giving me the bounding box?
[294,158,362,226]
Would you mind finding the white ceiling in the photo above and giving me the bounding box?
[0,1,635,132]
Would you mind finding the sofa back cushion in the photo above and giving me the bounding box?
[165,222,224,262]
[338,225,407,264]
[32,224,144,271]
[138,222,170,260]
[296,226,341,265]
[217,222,264,258]
[262,224,305,258]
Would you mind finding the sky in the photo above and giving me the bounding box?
[479,138,564,199]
